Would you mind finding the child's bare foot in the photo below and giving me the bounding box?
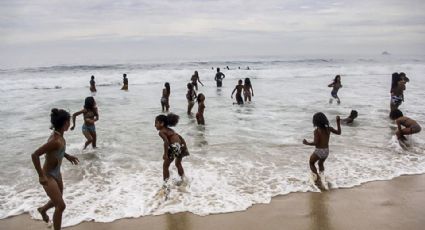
[37,207,49,223]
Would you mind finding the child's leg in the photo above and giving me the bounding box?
[90,130,97,148]
[161,102,165,112]
[163,158,173,181]
[42,178,66,230]
[309,153,320,180]
[175,158,185,177]
[318,159,326,173]
[83,131,93,149]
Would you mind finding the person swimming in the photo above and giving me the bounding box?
[341,110,358,124]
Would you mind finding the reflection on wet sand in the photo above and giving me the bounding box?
[165,212,191,230]
[309,192,333,230]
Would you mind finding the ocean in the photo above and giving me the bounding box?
[0,56,424,227]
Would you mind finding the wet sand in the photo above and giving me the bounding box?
[2,174,425,230]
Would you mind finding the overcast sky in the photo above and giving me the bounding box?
[1,0,424,67]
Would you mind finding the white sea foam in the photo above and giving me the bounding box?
[0,57,424,227]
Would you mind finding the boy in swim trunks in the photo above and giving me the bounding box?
[231,79,244,105]
[303,112,341,182]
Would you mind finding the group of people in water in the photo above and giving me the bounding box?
[31,69,421,230]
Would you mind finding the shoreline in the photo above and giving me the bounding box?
[2,174,425,230]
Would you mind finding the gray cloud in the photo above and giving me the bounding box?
[1,0,424,67]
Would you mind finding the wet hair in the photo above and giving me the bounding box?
[391,72,401,91]
[164,82,170,95]
[399,72,406,77]
[123,73,127,78]
[312,112,329,129]
[217,67,220,72]
[50,108,70,130]
[187,83,194,90]
[91,75,94,80]
[194,71,198,77]
[244,78,251,87]
[155,113,179,127]
[197,93,205,103]
[84,96,96,110]
[389,109,403,120]
[238,79,243,84]
[333,75,341,84]
[349,110,358,119]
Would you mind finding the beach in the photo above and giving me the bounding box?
[2,174,424,230]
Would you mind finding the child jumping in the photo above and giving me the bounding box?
[303,112,341,183]
[155,113,189,187]
[31,109,79,230]
[389,109,421,142]
[328,75,342,104]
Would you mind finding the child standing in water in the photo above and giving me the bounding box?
[32,109,79,230]
[71,97,99,149]
[390,109,421,142]
[215,68,225,87]
[231,79,244,105]
[303,112,341,183]
[186,83,197,115]
[161,82,170,112]
[243,78,254,102]
[90,75,96,93]
[328,75,342,104]
[196,93,206,125]
[191,71,204,91]
[121,74,128,90]
[155,113,189,187]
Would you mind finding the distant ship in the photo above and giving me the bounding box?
[382,51,390,55]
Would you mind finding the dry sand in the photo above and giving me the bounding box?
[2,174,425,230]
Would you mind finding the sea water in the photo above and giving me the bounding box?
[0,57,424,227]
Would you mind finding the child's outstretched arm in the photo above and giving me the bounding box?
[328,83,334,87]
[71,109,85,130]
[231,87,236,98]
[330,116,342,135]
[303,129,319,146]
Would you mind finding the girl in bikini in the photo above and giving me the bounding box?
[31,108,79,230]
[71,96,99,149]
[155,113,189,187]
[303,112,341,182]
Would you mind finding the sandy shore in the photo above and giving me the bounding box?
[2,174,425,230]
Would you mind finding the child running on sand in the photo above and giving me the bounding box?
[196,93,205,125]
[231,79,244,105]
[186,83,197,115]
[161,82,170,112]
[328,75,342,104]
[32,109,79,230]
[389,109,421,142]
[155,113,189,187]
[303,112,341,183]
[243,78,254,102]
[71,97,99,149]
